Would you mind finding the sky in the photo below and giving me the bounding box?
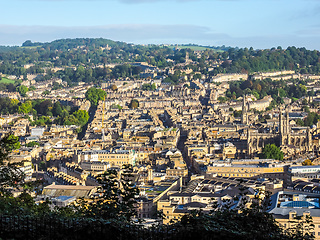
[0,0,320,49]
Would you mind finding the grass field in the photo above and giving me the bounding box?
[167,45,210,51]
[0,77,16,84]
[167,45,225,52]
[20,45,42,49]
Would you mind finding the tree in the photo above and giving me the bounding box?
[11,99,19,106]
[18,101,32,114]
[233,110,242,118]
[36,99,53,116]
[26,141,39,148]
[129,99,139,109]
[295,119,304,126]
[252,90,260,100]
[302,159,313,166]
[7,135,20,150]
[17,85,28,97]
[260,144,284,161]
[304,112,320,127]
[72,110,89,126]
[29,86,36,91]
[52,101,63,117]
[85,87,107,106]
[77,164,139,222]
[110,84,118,91]
[0,134,24,196]
[218,96,227,103]
[42,90,50,96]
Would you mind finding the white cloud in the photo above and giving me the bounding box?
[0,24,319,50]
[0,24,227,45]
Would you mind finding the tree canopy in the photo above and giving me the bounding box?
[260,144,284,161]
[129,99,139,109]
[85,87,107,106]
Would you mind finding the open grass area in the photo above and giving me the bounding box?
[167,45,211,51]
[20,45,42,49]
[167,45,226,52]
[0,77,16,84]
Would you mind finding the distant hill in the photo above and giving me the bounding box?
[0,38,320,85]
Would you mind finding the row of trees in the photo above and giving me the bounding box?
[227,78,310,102]
[1,38,320,83]
[0,97,89,127]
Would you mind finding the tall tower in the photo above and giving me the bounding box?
[280,106,290,145]
[185,52,190,63]
[242,95,248,125]
[285,107,290,135]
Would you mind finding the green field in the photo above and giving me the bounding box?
[168,45,210,51]
[0,77,16,84]
[20,45,42,49]
[167,45,225,52]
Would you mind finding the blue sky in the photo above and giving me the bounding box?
[0,0,319,49]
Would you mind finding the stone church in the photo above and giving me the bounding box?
[244,98,312,157]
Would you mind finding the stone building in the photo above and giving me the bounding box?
[247,106,312,156]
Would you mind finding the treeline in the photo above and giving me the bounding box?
[1,38,320,85]
[296,112,320,127]
[0,38,174,72]
[212,46,320,75]
[0,98,88,126]
[223,78,312,104]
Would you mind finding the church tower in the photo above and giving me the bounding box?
[280,106,290,145]
[242,95,248,125]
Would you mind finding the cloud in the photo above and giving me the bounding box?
[0,24,319,50]
[0,24,228,45]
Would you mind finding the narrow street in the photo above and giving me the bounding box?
[78,105,97,140]
[177,134,196,176]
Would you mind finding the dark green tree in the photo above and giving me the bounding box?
[129,99,139,109]
[17,85,28,97]
[77,164,139,222]
[260,144,284,160]
[0,134,24,196]
[52,101,63,116]
[18,100,32,114]
[85,87,107,106]
[110,84,118,91]
[26,141,40,148]
[72,110,89,126]
[304,112,320,127]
